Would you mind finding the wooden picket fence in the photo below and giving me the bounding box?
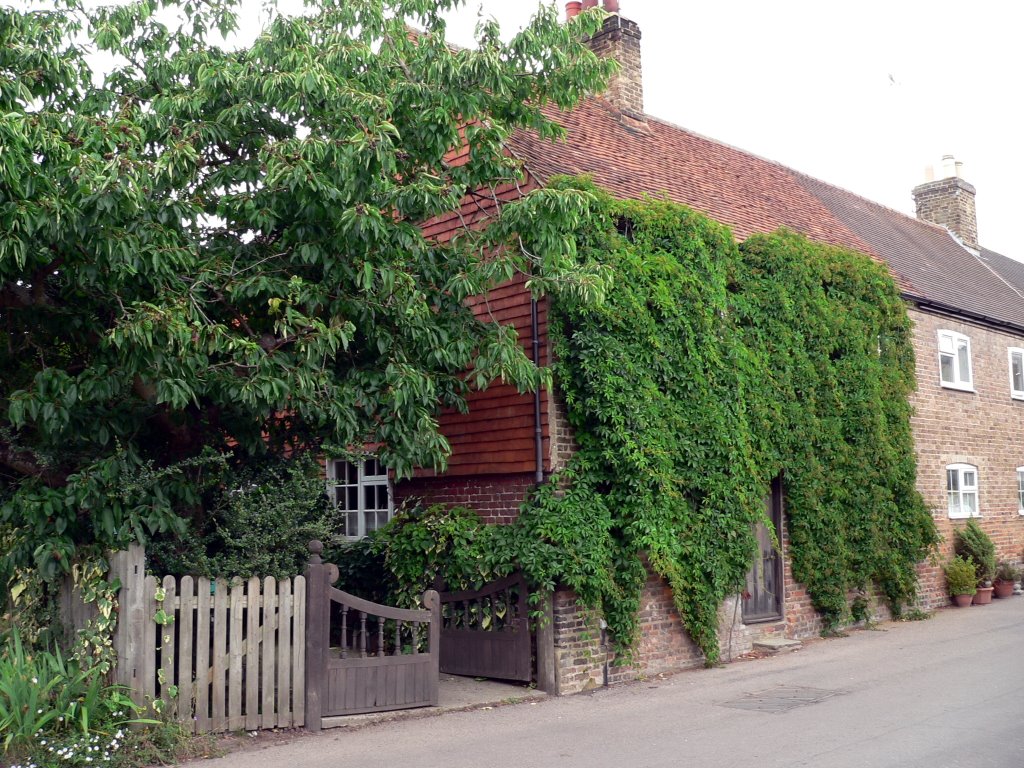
[111,546,306,733]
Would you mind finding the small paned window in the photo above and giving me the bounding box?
[1017,467,1024,515]
[938,331,973,390]
[328,458,392,539]
[946,463,979,519]
[1009,349,1024,399]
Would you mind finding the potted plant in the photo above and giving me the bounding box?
[944,555,977,607]
[993,561,1020,599]
[953,520,996,604]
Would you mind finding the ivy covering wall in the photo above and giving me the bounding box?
[345,181,939,664]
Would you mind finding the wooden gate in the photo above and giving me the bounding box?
[438,572,531,682]
[304,542,439,729]
[743,478,784,623]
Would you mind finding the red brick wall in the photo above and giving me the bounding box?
[907,307,1024,606]
[393,472,536,525]
[550,566,709,694]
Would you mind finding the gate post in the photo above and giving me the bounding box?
[534,590,558,695]
[304,541,327,732]
[422,589,440,706]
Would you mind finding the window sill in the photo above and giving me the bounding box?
[948,512,980,520]
[1012,392,1024,401]
[940,382,976,393]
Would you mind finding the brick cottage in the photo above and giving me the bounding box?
[327,2,1024,693]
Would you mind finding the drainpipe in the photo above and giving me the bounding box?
[531,298,544,484]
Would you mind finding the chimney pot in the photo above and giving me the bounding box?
[603,0,620,11]
[566,1,582,18]
[581,0,598,8]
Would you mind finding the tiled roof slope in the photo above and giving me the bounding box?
[508,100,874,252]
[981,247,1024,299]
[795,174,1024,329]
[507,98,1024,331]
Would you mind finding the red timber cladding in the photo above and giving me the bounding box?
[414,173,553,481]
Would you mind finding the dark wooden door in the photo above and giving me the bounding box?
[438,573,532,682]
[743,478,784,623]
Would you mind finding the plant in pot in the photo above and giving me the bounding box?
[993,561,1021,599]
[944,555,977,607]
[953,519,996,605]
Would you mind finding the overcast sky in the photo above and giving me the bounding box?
[436,0,1022,259]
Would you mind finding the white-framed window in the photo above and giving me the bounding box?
[946,463,979,519]
[1017,467,1024,515]
[1009,348,1024,399]
[938,330,973,390]
[327,457,392,539]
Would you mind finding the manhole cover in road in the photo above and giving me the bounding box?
[719,686,843,713]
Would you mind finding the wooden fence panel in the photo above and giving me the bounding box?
[228,581,244,731]
[245,577,260,731]
[142,576,158,705]
[160,575,177,719]
[194,577,211,734]
[212,579,228,732]
[292,576,306,728]
[178,576,195,727]
[261,577,277,730]
[109,556,307,735]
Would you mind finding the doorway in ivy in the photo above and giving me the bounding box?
[743,477,784,623]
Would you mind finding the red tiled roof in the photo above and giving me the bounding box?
[508,100,880,253]
[507,97,1024,330]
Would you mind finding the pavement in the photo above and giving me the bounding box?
[182,596,1024,768]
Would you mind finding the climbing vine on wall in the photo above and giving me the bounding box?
[524,181,937,660]
[353,179,938,665]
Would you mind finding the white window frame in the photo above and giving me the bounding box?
[946,463,979,519]
[937,330,974,391]
[327,457,393,540]
[1009,348,1024,400]
[1017,467,1024,515]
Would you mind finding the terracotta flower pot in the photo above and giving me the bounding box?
[993,580,1014,598]
[951,593,973,607]
[972,586,994,605]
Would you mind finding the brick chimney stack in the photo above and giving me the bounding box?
[568,1,645,128]
[912,155,979,251]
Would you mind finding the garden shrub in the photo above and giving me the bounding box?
[148,453,341,580]
[953,519,996,584]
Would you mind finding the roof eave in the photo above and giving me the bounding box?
[905,293,1024,337]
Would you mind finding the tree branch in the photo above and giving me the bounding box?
[0,439,68,488]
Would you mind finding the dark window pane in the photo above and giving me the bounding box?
[347,487,358,510]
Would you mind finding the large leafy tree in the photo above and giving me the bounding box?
[0,0,612,578]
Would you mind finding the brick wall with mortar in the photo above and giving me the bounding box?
[906,307,1024,606]
[550,566,710,694]
[912,177,979,250]
[548,386,578,472]
[586,14,645,123]
[393,472,536,525]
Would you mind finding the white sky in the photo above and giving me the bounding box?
[437,0,1023,259]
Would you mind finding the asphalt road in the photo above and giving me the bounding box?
[184,597,1024,768]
